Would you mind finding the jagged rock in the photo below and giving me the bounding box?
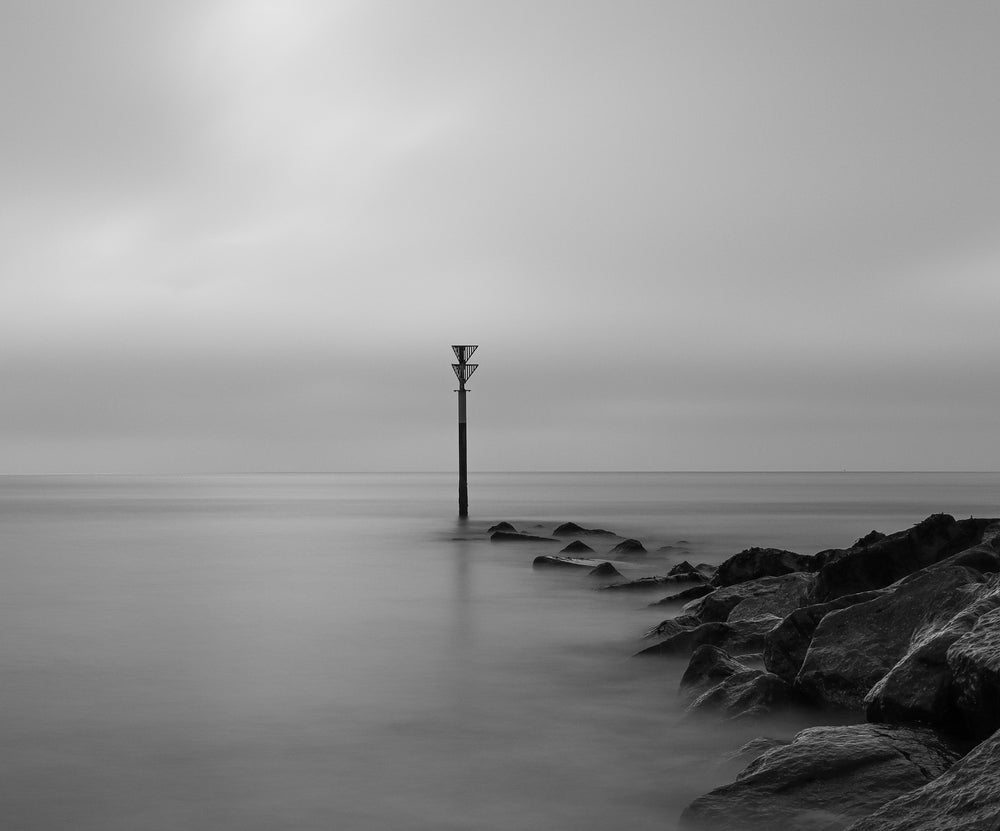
[689,573,816,624]
[813,514,992,601]
[712,547,816,587]
[844,726,1000,831]
[796,566,984,710]
[636,615,781,658]
[559,540,595,554]
[610,538,646,555]
[487,521,517,534]
[696,563,718,578]
[552,521,615,537]
[490,531,558,543]
[679,723,959,831]
[668,560,701,577]
[687,669,800,719]
[680,646,753,700]
[649,584,714,606]
[588,561,622,579]
[532,555,595,569]
[865,576,1000,734]
[947,604,1000,740]
[763,590,885,684]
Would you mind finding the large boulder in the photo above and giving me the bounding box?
[601,572,706,591]
[679,723,959,831]
[844,726,1000,831]
[763,590,886,684]
[796,566,984,710]
[686,669,799,719]
[636,615,781,658]
[690,572,817,623]
[679,645,752,700]
[865,576,1000,734]
[712,547,815,587]
[813,514,992,601]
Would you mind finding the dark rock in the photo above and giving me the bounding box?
[657,544,691,553]
[676,539,691,545]
[696,563,718,578]
[843,726,1000,831]
[649,584,714,606]
[643,617,693,641]
[687,670,800,719]
[600,573,705,591]
[763,590,885,684]
[588,561,623,579]
[865,576,1000,734]
[668,560,701,577]
[947,602,1000,740]
[490,531,558,544]
[689,573,816,624]
[723,736,791,765]
[487,521,517,534]
[679,723,959,831]
[680,645,752,700]
[813,514,993,601]
[532,555,595,569]
[552,521,616,537]
[559,540,595,554]
[636,615,781,658]
[610,538,646,555]
[712,547,816,587]
[796,566,984,710]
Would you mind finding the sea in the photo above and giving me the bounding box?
[2,471,999,830]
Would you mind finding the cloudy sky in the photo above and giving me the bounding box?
[3,1,999,473]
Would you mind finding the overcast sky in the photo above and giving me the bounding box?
[2,1,999,473]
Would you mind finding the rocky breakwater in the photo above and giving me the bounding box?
[666,513,1000,830]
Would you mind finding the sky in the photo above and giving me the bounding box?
[2,1,1000,473]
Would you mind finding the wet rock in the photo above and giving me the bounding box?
[712,547,816,587]
[680,645,753,700]
[532,555,595,569]
[763,590,885,684]
[687,669,800,719]
[796,566,984,710]
[723,736,791,765]
[601,573,705,591]
[588,561,623,579]
[643,617,693,641]
[610,538,647,555]
[813,514,992,602]
[559,540,595,554]
[491,531,558,544]
[649,583,714,606]
[865,576,1000,734]
[668,560,701,577]
[844,726,1000,831]
[657,544,691,554]
[552,521,616,537]
[636,615,781,658]
[679,723,959,831]
[487,521,517,534]
[689,573,816,624]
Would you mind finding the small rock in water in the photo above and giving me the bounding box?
[610,538,646,555]
[560,539,595,554]
[532,555,593,570]
[553,521,616,537]
[487,521,517,534]
[491,531,558,544]
[588,561,622,579]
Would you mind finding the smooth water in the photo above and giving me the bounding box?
[2,472,999,830]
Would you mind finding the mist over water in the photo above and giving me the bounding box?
[2,472,999,830]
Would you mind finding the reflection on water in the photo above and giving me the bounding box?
[1,473,999,830]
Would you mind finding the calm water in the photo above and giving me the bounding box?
[2,472,999,830]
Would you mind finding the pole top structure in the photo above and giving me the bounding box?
[451,344,479,390]
[452,345,478,364]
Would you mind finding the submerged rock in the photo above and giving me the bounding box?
[491,531,558,544]
[679,723,959,831]
[559,540,595,554]
[532,555,595,569]
[650,583,714,606]
[636,615,781,658]
[687,669,800,719]
[588,561,623,579]
[712,547,815,587]
[601,573,705,591]
[844,726,1000,831]
[552,521,615,537]
[610,538,647,555]
[487,521,517,534]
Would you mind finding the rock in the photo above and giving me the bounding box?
[843,726,1000,831]
[487,521,517,534]
[696,563,718,579]
[947,604,1000,740]
[687,669,800,719]
[532,555,595,569]
[552,521,615,537]
[588,561,623,579]
[491,531,558,544]
[689,573,816,624]
[813,514,993,601]
[796,566,984,710]
[643,617,693,641]
[610,538,646,555]
[636,615,781,658]
[679,723,959,831]
[668,560,701,577]
[723,736,791,766]
[712,547,816,587]
[763,590,885,684]
[559,540,595,554]
[649,584,715,606]
[680,646,753,700]
[657,544,691,553]
[601,573,705,591]
[865,576,1000,734]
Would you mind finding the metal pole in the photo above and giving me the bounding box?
[458,379,468,518]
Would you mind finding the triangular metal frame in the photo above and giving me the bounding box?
[452,345,478,364]
[452,363,478,383]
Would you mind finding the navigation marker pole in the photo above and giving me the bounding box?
[451,345,479,518]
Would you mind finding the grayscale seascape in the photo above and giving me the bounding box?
[4,471,1000,830]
